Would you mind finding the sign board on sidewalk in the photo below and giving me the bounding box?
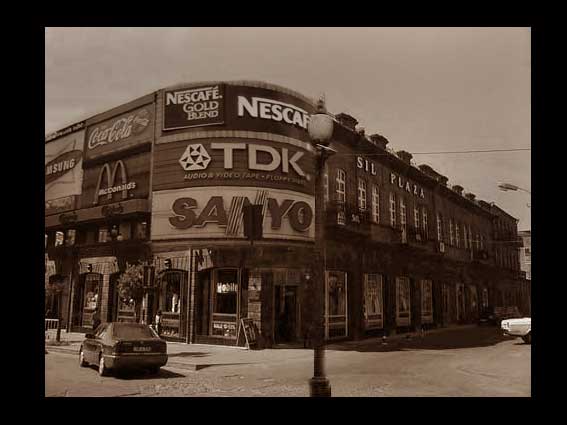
[237,318,258,349]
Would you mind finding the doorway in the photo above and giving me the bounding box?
[274,285,299,344]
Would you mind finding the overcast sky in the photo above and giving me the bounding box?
[45,27,531,230]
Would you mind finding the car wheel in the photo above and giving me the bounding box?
[148,366,160,375]
[79,347,88,367]
[98,354,109,376]
[522,333,531,344]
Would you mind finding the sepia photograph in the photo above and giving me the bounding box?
[44,27,531,397]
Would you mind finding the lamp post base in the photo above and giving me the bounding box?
[309,377,331,397]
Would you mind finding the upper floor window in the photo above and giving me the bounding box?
[449,219,454,246]
[399,198,407,229]
[372,185,380,223]
[463,224,469,249]
[436,213,443,242]
[55,231,64,247]
[389,192,397,228]
[422,207,428,238]
[455,222,460,248]
[358,179,367,211]
[414,206,420,229]
[468,225,473,250]
[480,234,485,250]
[524,247,531,256]
[336,169,346,203]
[65,229,76,246]
[98,227,109,243]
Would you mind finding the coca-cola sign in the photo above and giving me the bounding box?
[85,106,153,160]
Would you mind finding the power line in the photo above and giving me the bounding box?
[330,148,531,157]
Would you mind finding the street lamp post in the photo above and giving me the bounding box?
[498,182,531,208]
[307,97,336,397]
[498,182,531,194]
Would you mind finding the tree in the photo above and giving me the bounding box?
[117,263,145,323]
[45,278,65,342]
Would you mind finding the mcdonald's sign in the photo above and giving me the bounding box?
[93,160,137,205]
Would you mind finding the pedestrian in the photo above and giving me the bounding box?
[155,310,162,337]
[92,308,101,331]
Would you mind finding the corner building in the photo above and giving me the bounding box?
[45,80,530,346]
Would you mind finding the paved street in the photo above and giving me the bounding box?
[45,327,530,397]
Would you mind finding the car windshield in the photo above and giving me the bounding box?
[112,323,156,339]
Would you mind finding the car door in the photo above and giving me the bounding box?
[86,324,107,363]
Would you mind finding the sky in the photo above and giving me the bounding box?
[45,27,531,230]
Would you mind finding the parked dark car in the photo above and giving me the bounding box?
[79,322,168,376]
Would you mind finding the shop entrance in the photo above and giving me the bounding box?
[274,285,299,344]
[152,270,187,340]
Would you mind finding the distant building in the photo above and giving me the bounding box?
[518,230,531,280]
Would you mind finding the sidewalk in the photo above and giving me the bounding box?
[45,324,481,371]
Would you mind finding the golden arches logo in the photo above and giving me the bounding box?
[94,160,130,204]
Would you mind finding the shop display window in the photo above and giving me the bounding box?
[326,271,348,338]
[211,269,239,338]
[136,221,148,240]
[158,270,185,338]
[82,273,101,328]
[421,279,433,323]
[481,288,489,309]
[364,274,383,329]
[396,277,411,326]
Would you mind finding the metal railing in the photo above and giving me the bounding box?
[45,319,59,332]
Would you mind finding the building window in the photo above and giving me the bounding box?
[372,185,380,223]
[463,224,469,249]
[82,273,101,328]
[400,198,407,242]
[480,234,485,250]
[525,247,531,256]
[455,222,460,248]
[436,213,443,241]
[389,193,397,227]
[326,271,348,339]
[364,274,383,329]
[98,227,109,243]
[468,225,473,250]
[55,231,64,247]
[336,169,346,203]
[421,279,433,323]
[422,207,428,239]
[396,277,411,326]
[211,268,239,338]
[449,219,454,246]
[414,206,420,229]
[358,179,367,211]
[476,232,481,251]
[65,229,76,246]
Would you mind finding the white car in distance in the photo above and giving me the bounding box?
[501,317,531,344]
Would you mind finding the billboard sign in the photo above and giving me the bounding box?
[81,151,151,207]
[85,106,153,160]
[163,85,225,130]
[152,138,314,195]
[161,83,315,143]
[45,129,85,214]
[152,187,314,242]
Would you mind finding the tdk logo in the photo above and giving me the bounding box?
[179,144,212,171]
[237,96,309,130]
[179,142,306,177]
